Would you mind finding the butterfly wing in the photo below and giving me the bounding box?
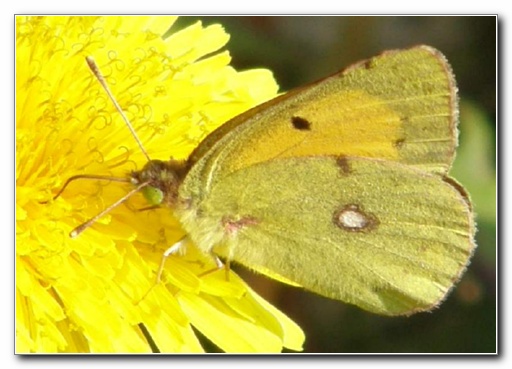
[178,156,475,316]
[187,45,458,199]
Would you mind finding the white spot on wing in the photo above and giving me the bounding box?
[333,204,379,232]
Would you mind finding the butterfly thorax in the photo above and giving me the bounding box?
[130,159,189,208]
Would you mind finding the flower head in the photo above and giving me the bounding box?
[16,16,304,353]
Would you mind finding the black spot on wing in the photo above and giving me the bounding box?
[394,138,406,148]
[291,116,312,131]
[336,156,351,175]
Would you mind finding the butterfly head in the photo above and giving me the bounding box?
[131,159,189,208]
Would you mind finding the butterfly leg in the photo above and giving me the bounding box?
[196,251,232,281]
[156,236,229,284]
[212,253,231,281]
[156,236,187,283]
[224,258,231,281]
[156,238,229,282]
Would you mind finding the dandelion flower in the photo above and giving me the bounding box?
[16,15,304,353]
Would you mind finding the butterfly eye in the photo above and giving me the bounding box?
[142,185,165,206]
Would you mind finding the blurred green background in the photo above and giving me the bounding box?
[173,16,497,353]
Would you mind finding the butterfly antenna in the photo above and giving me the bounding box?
[69,180,150,238]
[86,56,151,162]
[41,174,132,204]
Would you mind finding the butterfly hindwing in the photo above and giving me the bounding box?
[178,156,474,316]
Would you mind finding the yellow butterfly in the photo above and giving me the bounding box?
[68,45,476,316]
